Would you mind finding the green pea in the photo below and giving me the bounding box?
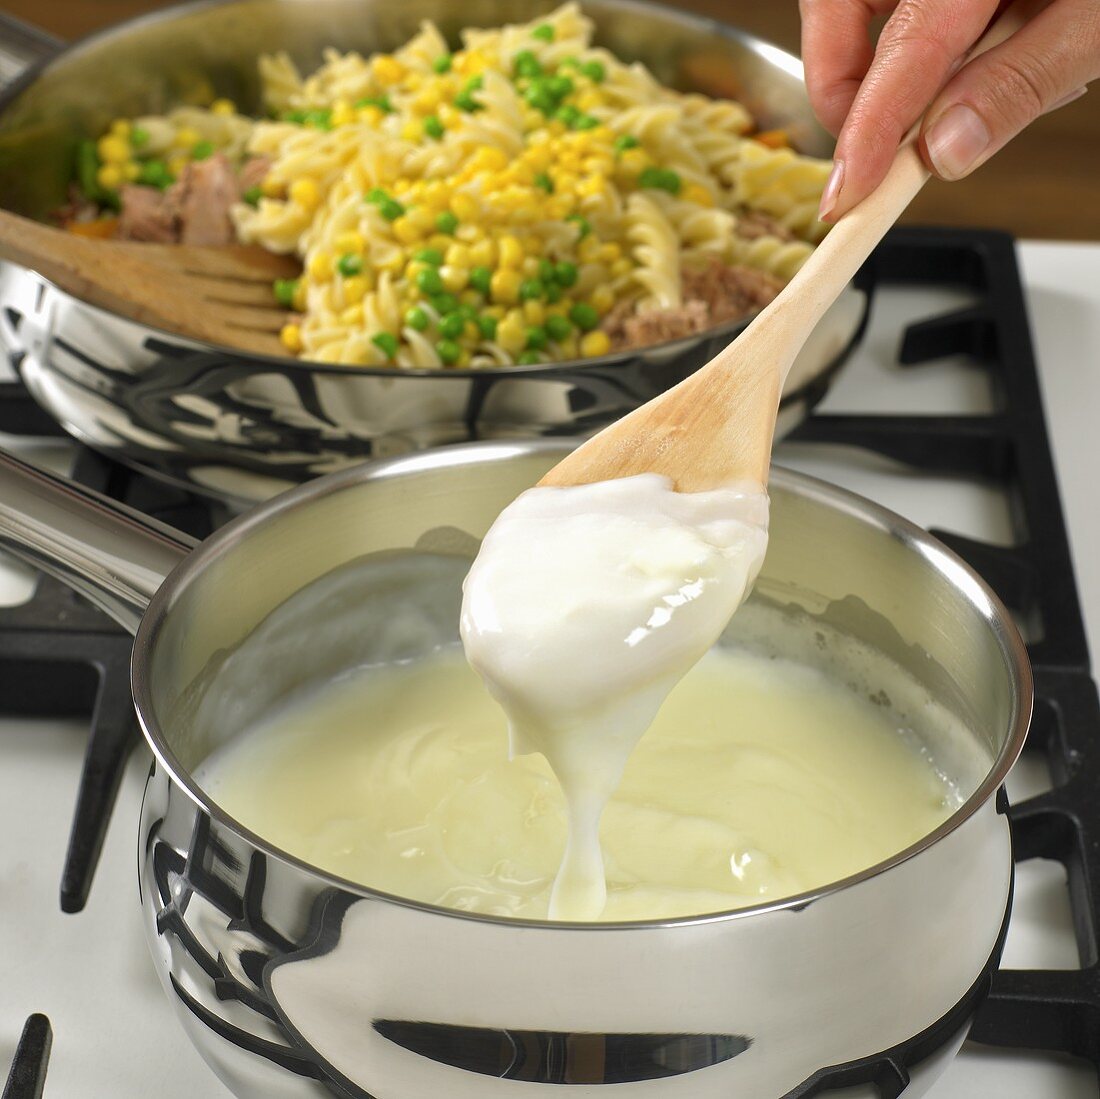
[405,306,430,332]
[355,95,393,113]
[546,314,572,341]
[430,292,460,315]
[513,50,543,79]
[519,278,545,301]
[547,75,574,99]
[435,210,459,235]
[379,197,406,221]
[455,91,482,113]
[372,332,398,359]
[469,266,493,294]
[130,126,150,148]
[553,260,579,287]
[546,282,563,304]
[580,60,606,83]
[534,172,554,194]
[365,187,389,204]
[414,247,445,266]
[273,278,298,307]
[477,315,498,339]
[517,350,542,365]
[191,140,215,160]
[525,85,556,113]
[566,214,591,238]
[439,312,466,339]
[569,302,599,331]
[282,109,307,124]
[638,166,682,194]
[559,57,582,70]
[432,54,453,73]
[526,325,548,350]
[457,302,479,321]
[417,267,445,295]
[304,109,333,130]
[436,338,461,365]
[555,104,581,127]
[464,74,485,92]
[532,23,555,41]
[574,113,600,131]
[242,185,262,207]
[337,254,363,277]
[538,257,556,283]
[614,134,640,153]
[136,159,174,190]
[423,115,445,140]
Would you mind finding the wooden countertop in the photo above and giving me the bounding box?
[3,0,1097,240]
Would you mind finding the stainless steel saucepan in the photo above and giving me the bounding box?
[0,441,1029,1099]
[0,0,871,507]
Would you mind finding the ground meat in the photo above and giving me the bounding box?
[238,155,272,193]
[117,184,178,242]
[603,257,786,351]
[171,153,240,245]
[735,209,796,242]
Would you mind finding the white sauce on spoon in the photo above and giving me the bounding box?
[459,473,769,920]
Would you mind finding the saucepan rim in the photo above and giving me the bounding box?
[0,0,862,389]
[130,439,1033,930]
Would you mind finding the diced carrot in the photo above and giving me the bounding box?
[67,217,120,239]
[753,129,790,149]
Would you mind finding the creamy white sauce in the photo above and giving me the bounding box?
[195,645,957,921]
[459,474,769,920]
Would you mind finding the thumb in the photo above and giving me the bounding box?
[919,0,1098,181]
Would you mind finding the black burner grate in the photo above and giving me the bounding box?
[2,226,1099,1095]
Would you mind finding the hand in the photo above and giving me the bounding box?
[800,0,1099,221]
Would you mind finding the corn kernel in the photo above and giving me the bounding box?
[280,323,302,352]
[618,148,651,176]
[172,127,202,149]
[439,104,460,126]
[440,264,468,293]
[343,276,369,305]
[523,300,546,326]
[472,147,509,173]
[407,206,437,234]
[335,230,365,255]
[331,100,355,127]
[373,55,405,85]
[400,120,420,142]
[96,164,123,190]
[546,195,575,218]
[576,90,604,113]
[450,192,480,221]
[308,251,334,280]
[97,135,131,164]
[292,283,308,311]
[559,334,579,358]
[422,181,449,208]
[289,177,321,210]
[555,171,579,195]
[413,87,443,114]
[108,119,131,138]
[211,98,237,116]
[497,235,523,269]
[589,285,616,314]
[496,310,528,354]
[580,329,611,357]
[358,106,384,126]
[521,256,540,278]
[611,257,633,278]
[340,304,364,326]
[524,145,553,171]
[464,320,480,341]
[577,175,606,199]
[444,243,473,268]
[490,268,522,305]
[378,250,406,273]
[391,216,422,245]
[427,232,454,253]
[405,73,424,91]
[469,238,496,267]
[682,182,715,208]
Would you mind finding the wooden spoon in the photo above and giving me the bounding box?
[0,208,300,357]
[540,4,1031,493]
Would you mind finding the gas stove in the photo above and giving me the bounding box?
[2,223,1100,1097]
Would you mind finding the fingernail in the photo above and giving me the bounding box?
[818,159,844,221]
[1046,86,1087,113]
[925,104,991,180]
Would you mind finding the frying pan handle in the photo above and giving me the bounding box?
[0,12,63,90]
[0,448,196,634]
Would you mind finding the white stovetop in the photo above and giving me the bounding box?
[0,240,1098,1098]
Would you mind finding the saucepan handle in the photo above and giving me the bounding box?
[0,448,197,634]
[0,12,64,90]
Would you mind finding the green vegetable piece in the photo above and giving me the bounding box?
[337,253,363,277]
[136,159,174,190]
[435,210,459,234]
[476,314,498,339]
[457,302,478,321]
[555,104,581,127]
[273,278,299,307]
[547,75,574,99]
[355,95,393,113]
[432,54,453,74]
[365,187,389,204]
[525,325,548,350]
[439,312,465,339]
[76,140,101,199]
[553,260,578,286]
[524,85,556,114]
[242,185,263,207]
[534,171,554,193]
[430,292,460,315]
[569,302,599,331]
[130,126,150,148]
[464,74,485,92]
[614,134,640,152]
[638,166,682,194]
[518,350,542,365]
[455,91,482,113]
[575,113,600,131]
[559,57,582,70]
[566,214,591,239]
[405,306,430,332]
[414,247,445,266]
[436,338,461,365]
[469,266,493,294]
[532,23,555,41]
[423,115,445,140]
[538,257,556,283]
[513,50,543,79]
[546,282,563,304]
[580,60,606,83]
[305,109,333,130]
[416,267,445,295]
[282,109,307,124]
[379,197,406,221]
[372,332,398,359]
[191,140,215,160]
[519,278,545,302]
[546,314,572,341]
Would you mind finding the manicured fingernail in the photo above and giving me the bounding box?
[925,104,991,180]
[818,159,844,221]
[1046,86,1087,113]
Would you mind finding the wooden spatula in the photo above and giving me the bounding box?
[540,4,1030,493]
[0,208,300,357]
